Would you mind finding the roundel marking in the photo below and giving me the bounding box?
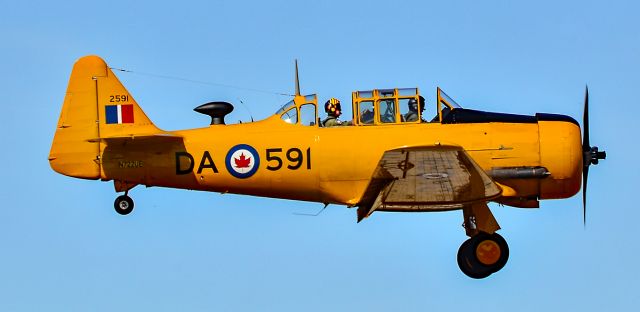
[225,144,260,179]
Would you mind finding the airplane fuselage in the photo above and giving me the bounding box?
[99,115,582,209]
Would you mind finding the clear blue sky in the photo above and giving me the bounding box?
[1,0,638,311]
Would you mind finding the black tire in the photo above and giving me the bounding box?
[457,239,476,278]
[114,195,134,215]
[457,237,493,279]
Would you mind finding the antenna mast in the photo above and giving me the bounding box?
[294,59,301,96]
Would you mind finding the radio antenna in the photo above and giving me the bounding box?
[236,98,254,122]
[293,203,328,217]
[294,59,301,96]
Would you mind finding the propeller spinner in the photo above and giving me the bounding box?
[582,86,607,224]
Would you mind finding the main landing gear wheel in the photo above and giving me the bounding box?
[114,195,134,215]
[457,232,509,279]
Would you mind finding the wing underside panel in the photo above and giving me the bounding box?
[358,146,501,221]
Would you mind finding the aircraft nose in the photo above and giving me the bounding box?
[538,117,583,200]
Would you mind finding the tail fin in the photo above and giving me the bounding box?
[49,55,161,179]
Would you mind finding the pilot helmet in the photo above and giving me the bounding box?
[325,98,342,116]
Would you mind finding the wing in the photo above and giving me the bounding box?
[357,145,502,222]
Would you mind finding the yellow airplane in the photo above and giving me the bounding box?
[49,56,606,279]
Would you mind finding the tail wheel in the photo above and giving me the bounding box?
[457,232,509,278]
[114,195,134,215]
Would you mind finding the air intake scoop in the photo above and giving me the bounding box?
[194,101,234,125]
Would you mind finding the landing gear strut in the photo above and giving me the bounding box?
[114,190,134,215]
[457,203,509,278]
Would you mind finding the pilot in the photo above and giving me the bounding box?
[322,98,351,127]
[360,108,374,124]
[404,96,425,122]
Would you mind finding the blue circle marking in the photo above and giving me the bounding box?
[225,144,260,179]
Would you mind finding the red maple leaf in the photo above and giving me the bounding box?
[234,153,251,168]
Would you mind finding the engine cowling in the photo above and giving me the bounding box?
[537,115,583,199]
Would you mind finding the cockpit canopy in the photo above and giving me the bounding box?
[352,88,421,125]
[273,87,463,126]
[351,87,462,125]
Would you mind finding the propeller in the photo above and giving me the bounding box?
[582,86,607,224]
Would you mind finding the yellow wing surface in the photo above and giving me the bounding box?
[357,145,502,221]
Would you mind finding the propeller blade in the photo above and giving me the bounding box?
[583,86,590,151]
[582,165,589,225]
[580,85,606,225]
[582,85,590,226]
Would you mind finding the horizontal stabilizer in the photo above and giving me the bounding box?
[87,133,183,143]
